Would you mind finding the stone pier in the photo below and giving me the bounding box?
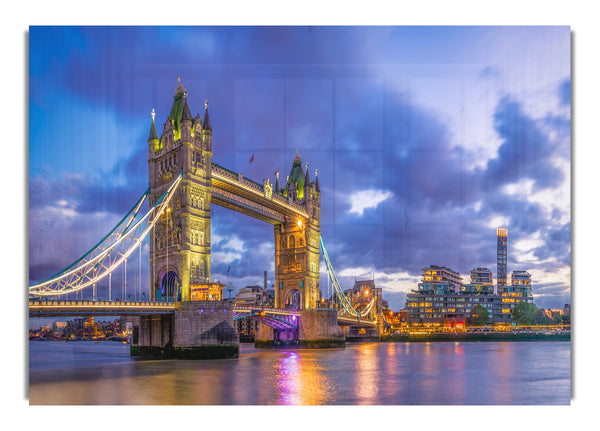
[130,301,239,359]
[255,309,345,348]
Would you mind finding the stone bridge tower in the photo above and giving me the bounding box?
[274,152,321,310]
[147,80,213,302]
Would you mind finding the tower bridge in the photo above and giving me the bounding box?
[29,80,382,358]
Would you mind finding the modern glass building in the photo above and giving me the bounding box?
[406,266,533,324]
[497,227,508,293]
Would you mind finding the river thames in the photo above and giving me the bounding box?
[29,340,570,405]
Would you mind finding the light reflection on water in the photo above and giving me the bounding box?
[29,341,570,405]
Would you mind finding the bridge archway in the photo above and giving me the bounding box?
[158,271,180,301]
[284,288,302,310]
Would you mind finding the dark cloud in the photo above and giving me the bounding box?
[533,222,571,265]
[484,96,563,191]
[559,79,571,107]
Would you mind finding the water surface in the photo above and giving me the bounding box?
[29,340,570,405]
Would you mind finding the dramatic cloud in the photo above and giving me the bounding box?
[484,96,564,191]
[28,27,571,310]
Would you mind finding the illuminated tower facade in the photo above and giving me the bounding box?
[496,227,508,294]
[147,79,213,302]
[273,152,321,310]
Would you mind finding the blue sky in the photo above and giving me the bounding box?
[28,26,571,310]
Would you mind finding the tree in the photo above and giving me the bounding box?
[511,302,537,325]
[468,304,489,326]
[534,308,553,325]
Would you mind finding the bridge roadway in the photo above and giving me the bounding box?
[28,301,378,327]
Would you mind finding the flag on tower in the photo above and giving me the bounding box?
[249,154,254,163]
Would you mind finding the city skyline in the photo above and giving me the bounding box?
[28,26,571,310]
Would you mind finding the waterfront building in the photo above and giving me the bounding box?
[461,268,494,295]
[51,321,67,337]
[497,270,533,311]
[417,265,463,295]
[497,227,508,293]
[234,285,273,306]
[83,316,99,338]
[406,266,533,325]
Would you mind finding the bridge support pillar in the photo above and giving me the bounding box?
[255,322,299,348]
[255,309,344,349]
[298,309,345,348]
[130,301,239,359]
[345,325,380,342]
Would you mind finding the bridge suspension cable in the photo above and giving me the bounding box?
[319,236,375,318]
[29,172,183,297]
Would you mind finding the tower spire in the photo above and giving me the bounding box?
[181,95,192,122]
[274,169,281,194]
[304,161,310,184]
[149,109,158,139]
[202,99,212,131]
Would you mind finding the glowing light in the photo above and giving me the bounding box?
[297,219,302,228]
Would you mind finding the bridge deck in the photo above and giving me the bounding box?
[29,301,378,327]
[28,300,175,317]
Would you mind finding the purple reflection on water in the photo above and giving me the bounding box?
[277,351,300,405]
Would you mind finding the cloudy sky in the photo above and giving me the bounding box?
[28,26,571,310]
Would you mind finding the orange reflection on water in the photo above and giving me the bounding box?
[451,342,466,404]
[276,350,331,405]
[356,343,378,404]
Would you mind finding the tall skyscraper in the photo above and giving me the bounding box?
[497,227,508,294]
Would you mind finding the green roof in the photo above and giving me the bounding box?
[283,154,305,201]
[168,92,185,133]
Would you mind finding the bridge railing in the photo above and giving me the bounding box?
[29,299,175,308]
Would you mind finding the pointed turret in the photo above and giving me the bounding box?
[181,92,192,142]
[148,108,160,153]
[193,113,202,130]
[202,99,212,131]
[181,95,192,122]
[202,99,213,151]
[274,169,281,194]
[304,162,310,185]
[149,109,158,140]
[314,169,320,192]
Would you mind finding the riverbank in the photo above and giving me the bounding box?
[382,331,570,342]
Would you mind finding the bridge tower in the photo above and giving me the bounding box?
[274,152,321,310]
[147,79,213,302]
